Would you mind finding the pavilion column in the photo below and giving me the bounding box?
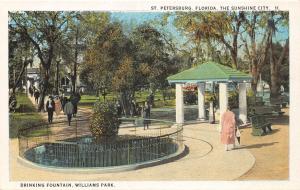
[176,83,184,124]
[197,82,206,120]
[219,83,228,124]
[239,83,247,124]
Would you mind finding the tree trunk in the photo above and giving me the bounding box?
[251,63,258,95]
[38,68,50,111]
[269,42,279,103]
[72,27,79,94]
[120,90,134,117]
[230,50,238,69]
[55,59,60,95]
[38,44,54,111]
[270,39,289,104]
[12,59,30,93]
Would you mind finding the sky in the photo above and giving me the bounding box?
[111,12,163,24]
[110,12,289,46]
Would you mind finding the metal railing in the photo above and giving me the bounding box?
[18,117,183,168]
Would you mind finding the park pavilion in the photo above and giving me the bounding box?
[167,61,252,125]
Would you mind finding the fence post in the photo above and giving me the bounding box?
[75,119,78,142]
[159,124,161,136]
[127,141,130,164]
[47,123,50,141]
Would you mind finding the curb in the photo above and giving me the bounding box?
[17,143,187,174]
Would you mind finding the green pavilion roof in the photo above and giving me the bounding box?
[167,62,252,83]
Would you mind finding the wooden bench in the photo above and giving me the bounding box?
[251,105,284,117]
[255,96,264,106]
[271,104,284,115]
[250,115,272,136]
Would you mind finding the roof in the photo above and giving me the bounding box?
[167,61,252,83]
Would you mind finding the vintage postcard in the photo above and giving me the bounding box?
[1,0,300,190]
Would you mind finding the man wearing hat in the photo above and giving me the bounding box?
[46,96,55,123]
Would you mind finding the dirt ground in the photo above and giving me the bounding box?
[238,108,289,180]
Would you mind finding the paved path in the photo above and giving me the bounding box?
[10,122,255,180]
[238,108,289,180]
[28,95,91,123]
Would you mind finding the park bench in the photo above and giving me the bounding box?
[255,96,264,106]
[271,104,285,115]
[250,115,272,136]
[250,104,284,117]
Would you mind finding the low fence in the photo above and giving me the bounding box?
[18,118,183,168]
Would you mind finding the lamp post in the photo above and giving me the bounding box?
[55,58,61,95]
[209,82,216,124]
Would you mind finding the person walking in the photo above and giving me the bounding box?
[115,100,122,117]
[143,102,151,130]
[64,98,74,126]
[34,90,40,104]
[236,125,241,145]
[46,96,55,123]
[70,92,81,117]
[220,106,236,151]
[60,96,67,110]
[130,99,136,117]
[54,96,62,116]
[29,85,33,97]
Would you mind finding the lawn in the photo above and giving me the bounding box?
[79,89,176,108]
[9,93,46,138]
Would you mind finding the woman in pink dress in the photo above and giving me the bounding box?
[221,107,236,151]
[54,96,62,116]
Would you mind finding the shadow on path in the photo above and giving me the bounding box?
[135,145,190,170]
[237,142,279,150]
[267,128,280,135]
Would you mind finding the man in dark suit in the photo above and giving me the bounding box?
[46,96,55,123]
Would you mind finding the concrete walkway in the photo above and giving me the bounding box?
[28,94,91,123]
[10,122,255,180]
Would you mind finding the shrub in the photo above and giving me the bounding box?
[90,101,120,140]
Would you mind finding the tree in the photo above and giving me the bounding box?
[266,12,289,103]
[240,12,288,97]
[9,11,77,111]
[174,12,245,68]
[131,25,175,95]
[58,12,107,94]
[112,56,136,115]
[81,22,132,100]
[9,24,33,93]
[261,42,289,92]
[241,12,271,94]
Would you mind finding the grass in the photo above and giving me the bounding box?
[79,89,176,108]
[26,128,51,137]
[9,93,46,138]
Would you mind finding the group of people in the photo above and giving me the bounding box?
[220,105,241,151]
[45,92,81,126]
[115,100,151,130]
[29,86,40,104]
